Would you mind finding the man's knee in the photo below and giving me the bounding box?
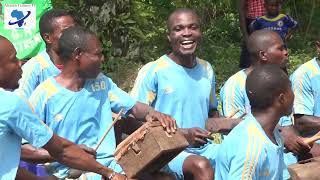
[183,155,214,179]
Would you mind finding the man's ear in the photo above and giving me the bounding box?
[167,34,171,43]
[73,47,81,61]
[259,50,267,63]
[43,33,51,44]
[278,93,285,105]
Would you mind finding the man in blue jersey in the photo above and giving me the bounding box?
[14,9,76,176]
[291,39,320,158]
[16,9,76,98]
[131,8,240,180]
[219,29,311,179]
[249,0,298,43]
[0,36,134,180]
[28,26,177,180]
[215,64,293,180]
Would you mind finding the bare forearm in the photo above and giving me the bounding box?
[21,144,53,163]
[43,135,113,177]
[294,115,320,135]
[205,117,241,134]
[16,167,58,180]
[129,102,152,120]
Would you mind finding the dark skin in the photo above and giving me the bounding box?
[244,30,311,155]
[292,40,320,159]
[36,34,176,180]
[264,0,297,43]
[0,35,123,180]
[294,41,320,135]
[168,10,239,148]
[42,15,75,65]
[21,15,76,162]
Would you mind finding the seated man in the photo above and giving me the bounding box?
[219,29,310,179]
[290,38,320,158]
[131,8,240,180]
[28,26,176,179]
[0,35,124,180]
[215,64,292,179]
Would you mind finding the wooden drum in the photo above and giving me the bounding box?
[114,121,189,178]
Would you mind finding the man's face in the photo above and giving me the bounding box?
[0,38,22,89]
[264,35,289,69]
[47,15,75,51]
[265,1,281,17]
[79,35,104,79]
[167,12,201,57]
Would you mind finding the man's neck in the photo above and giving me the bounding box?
[46,48,63,65]
[168,52,196,68]
[252,110,281,145]
[54,68,85,92]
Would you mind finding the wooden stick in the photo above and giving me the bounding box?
[67,108,124,178]
[95,108,124,151]
[303,131,320,145]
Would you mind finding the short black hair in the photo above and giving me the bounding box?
[246,64,290,111]
[247,29,281,64]
[57,26,96,63]
[39,9,74,37]
[167,8,200,32]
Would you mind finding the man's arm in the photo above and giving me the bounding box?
[16,167,58,180]
[294,114,320,135]
[129,102,176,133]
[21,144,53,163]
[279,125,311,155]
[238,0,249,42]
[43,134,123,178]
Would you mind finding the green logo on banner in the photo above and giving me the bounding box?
[0,0,52,60]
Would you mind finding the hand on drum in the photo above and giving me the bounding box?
[146,109,177,134]
[181,127,213,147]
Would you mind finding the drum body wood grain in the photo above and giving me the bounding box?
[288,157,320,180]
[114,122,189,178]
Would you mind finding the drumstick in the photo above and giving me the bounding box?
[303,131,320,145]
[95,108,124,151]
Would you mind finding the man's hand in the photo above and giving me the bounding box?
[180,128,213,147]
[281,126,311,155]
[146,109,177,134]
[205,117,242,134]
[78,144,96,158]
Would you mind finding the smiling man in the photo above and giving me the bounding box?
[131,8,218,180]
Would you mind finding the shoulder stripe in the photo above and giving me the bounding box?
[242,123,266,179]
[36,54,50,70]
[30,80,58,110]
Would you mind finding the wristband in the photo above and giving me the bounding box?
[108,171,116,180]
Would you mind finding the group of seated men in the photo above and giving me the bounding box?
[1,7,320,180]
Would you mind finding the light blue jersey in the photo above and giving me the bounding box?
[220,69,292,126]
[220,69,295,179]
[290,57,320,137]
[215,114,285,180]
[131,54,217,129]
[29,73,136,179]
[16,50,60,98]
[0,89,53,180]
[131,55,218,179]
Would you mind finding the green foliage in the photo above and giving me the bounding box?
[52,0,320,92]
